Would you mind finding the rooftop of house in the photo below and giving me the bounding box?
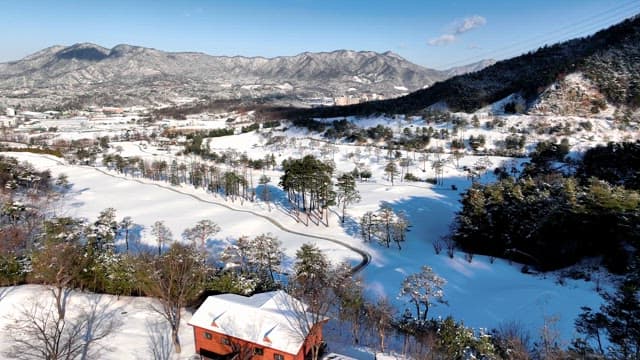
[188,290,326,355]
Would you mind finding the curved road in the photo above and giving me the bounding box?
[8,152,371,275]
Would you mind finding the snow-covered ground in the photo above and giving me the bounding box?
[0,109,624,359]
[0,285,195,360]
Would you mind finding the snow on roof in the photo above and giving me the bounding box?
[188,290,324,355]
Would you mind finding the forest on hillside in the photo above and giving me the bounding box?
[287,16,640,118]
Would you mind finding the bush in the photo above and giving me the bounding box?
[404,173,421,181]
[241,123,259,133]
[0,255,26,286]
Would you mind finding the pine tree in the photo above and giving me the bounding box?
[118,216,134,252]
[87,208,117,253]
[399,265,447,321]
[384,160,398,185]
[250,233,284,283]
[181,219,220,252]
[259,174,271,211]
[336,173,361,223]
[376,205,395,248]
[602,280,640,359]
[151,220,172,256]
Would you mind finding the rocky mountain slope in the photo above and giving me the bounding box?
[300,15,640,118]
[0,44,493,109]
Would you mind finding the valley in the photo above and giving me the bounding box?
[0,6,639,360]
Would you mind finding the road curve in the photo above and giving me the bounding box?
[7,152,371,275]
[89,166,372,274]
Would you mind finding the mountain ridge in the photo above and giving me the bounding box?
[0,43,494,108]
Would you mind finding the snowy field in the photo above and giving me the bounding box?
[0,109,622,358]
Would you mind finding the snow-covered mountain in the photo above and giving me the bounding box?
[0,43,490,108]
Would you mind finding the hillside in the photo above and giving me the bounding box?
[298,15,640,118]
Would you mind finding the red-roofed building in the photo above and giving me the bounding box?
[188,290,327,360]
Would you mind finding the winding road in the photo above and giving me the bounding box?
[6,151,372,275]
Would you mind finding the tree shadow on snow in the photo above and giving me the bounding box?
[116,224,147,254]
[340,214,362,239]
[78,294,124,359]
[138,320,174,360]
[0,286,15,303]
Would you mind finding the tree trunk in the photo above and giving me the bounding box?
[172,310,182,353]
[342,203,346,223]
[379,330,386,353]
[172,328,181,353]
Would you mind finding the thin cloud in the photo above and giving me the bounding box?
[428,34,456,46]
[428,15,487,47]
[453,15,486,34]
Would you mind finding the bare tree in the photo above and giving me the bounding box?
[5,297,86,360]
[279,290,329,360]
[433,237,444,255]
[366,297,395,354]
[144,243,207,354]
[4,293,121,360]
[227,336,256,360]
[30,241,85,322]
[535,315,566,360]
[493,320,532,360]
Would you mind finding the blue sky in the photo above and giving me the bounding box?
[1,0,638,69]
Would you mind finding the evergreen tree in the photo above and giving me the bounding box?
[259,174,271,211]
[376,205,395,248]
[288,243,334,360]
[118,216,134,252]
[336,173,361,223]
[181,219,220,252]
[151,221,172,256]
[280,155,334,217]
[384,160,398,185]
[250,233,284,283]
[601,281,640,359]
[399,265,447,321]
[87,208,117,253]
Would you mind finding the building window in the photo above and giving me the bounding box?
[254,348,264,356]
[222,337,230,345]
[274,354,284,360]
[204,332,212,340]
